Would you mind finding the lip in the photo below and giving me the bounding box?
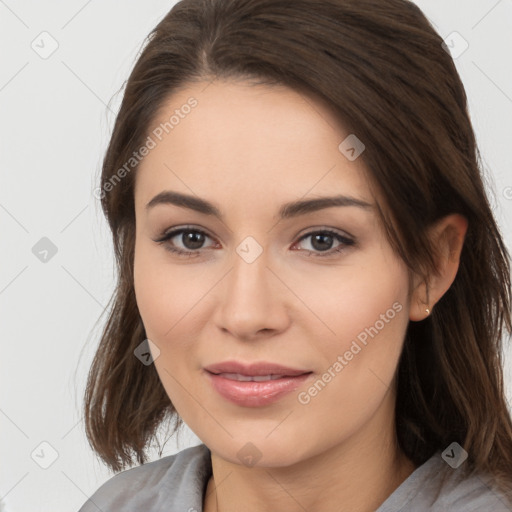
[203,360,313,407]
[203,360,311,377]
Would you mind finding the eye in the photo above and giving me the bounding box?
[153,226,217,258]
[153,226,356,259]
[292,229,355,258]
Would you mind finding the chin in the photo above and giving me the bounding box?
[206,433,315,469]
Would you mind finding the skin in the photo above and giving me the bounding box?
[132,78,468,512]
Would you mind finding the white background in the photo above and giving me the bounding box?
[1,1,511,511]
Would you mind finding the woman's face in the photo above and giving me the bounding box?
[133,79,414,467]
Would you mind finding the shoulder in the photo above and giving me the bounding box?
[77,443,211,512]
[378,451,512,512]
[433,460,512,512]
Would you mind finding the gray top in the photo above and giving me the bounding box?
[78,443,511,511]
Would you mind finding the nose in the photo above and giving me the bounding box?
[213,246,290,341]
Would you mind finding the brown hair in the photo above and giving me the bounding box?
[82,0,512,503]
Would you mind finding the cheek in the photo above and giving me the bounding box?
[133,247,167,338]
[332,274,407,348]
[281,252,408,351]
[133,246,189,351]
[134,241,200,339]
[297,258,410,420]
[133,241,222,370]
[133,243,203,414]
[295,246,408,364]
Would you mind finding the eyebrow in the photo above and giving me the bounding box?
[145,190,373,220]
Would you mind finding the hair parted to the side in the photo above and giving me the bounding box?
[82,0,512,503]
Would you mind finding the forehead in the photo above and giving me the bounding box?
[134,79,373,213]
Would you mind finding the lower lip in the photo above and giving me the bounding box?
[204,371,313,407]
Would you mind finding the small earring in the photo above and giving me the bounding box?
[425,308,430,315]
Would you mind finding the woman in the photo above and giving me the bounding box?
[78,0,512,510]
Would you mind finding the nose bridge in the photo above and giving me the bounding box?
[228,235,273,305]
[214,234,288,338]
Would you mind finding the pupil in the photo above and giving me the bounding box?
[179,232,334,251]
[312,234,333,251]
[183,231,204,250]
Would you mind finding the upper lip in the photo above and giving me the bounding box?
[204,360,312,377]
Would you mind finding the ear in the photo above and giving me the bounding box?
[409,214,468,322]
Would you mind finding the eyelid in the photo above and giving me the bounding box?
[153,224,356,258]
[294,225,355,241]
[153,225,218,247]
[154,223,212,239]
[154,224,354,242]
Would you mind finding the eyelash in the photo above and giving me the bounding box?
[153,226,356,259]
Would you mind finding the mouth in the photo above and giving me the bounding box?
[203,361,314,407]
[208,372,304,382]
[203,360,312,378]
